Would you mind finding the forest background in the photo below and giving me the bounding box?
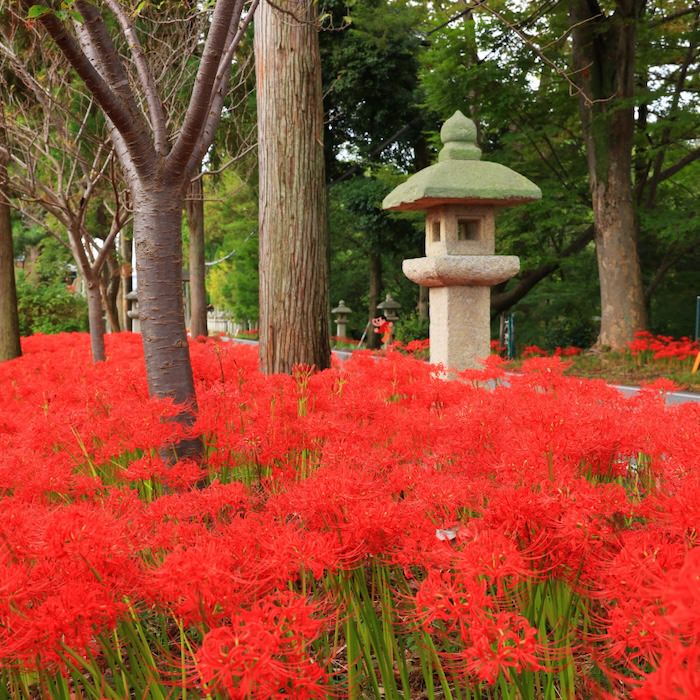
[2,0,699,355]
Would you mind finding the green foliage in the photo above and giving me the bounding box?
[201,170,259,323]
[507,247,600,352]
[329,171,423,338]
[394,312,428,343]
[320,0,437,174]
[16,271,87,335]
[12,231,87,336]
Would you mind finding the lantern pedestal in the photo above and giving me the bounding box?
[429,286,490,369]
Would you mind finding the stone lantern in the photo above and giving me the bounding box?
[331,299,352,341]
[376,293,401,323]
[125,290,140,332]
[382,110,541,370]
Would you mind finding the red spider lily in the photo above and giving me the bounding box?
[1,332,699,695]
[193,591,329,698]
[627,330,700,363]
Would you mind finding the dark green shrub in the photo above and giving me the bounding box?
[16,272,88,336]
[394,312,429,343]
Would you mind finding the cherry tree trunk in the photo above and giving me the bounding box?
[0,112,21,362]
[186,177,208,339]
[133,185,200,458]
[255,0,331,374]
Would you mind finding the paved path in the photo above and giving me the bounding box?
[610,384,699,406]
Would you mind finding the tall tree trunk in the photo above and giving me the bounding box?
[367,249,382,349]
[103,246,121,333]
[186,176,208,338]
[133,185,200,459]
[255,0,331,374]
[85,276,106,362]
[0,107,21,362]
[67,224,109,362]
[571,0,647,349]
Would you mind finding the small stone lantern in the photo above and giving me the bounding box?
[376,293,401,323]
[382,110,541,370]
[125,290,140,332]
[331,299,352,341]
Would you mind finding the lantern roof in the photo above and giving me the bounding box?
[382,111,541,211]
[331,300,352,315]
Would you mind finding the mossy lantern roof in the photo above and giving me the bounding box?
[382,111,541,211]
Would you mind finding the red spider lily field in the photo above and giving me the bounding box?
[1,333,699,699]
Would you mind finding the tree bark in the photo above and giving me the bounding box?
[186,177,208,338]
[103,245,121,333]
[85,275,106,362]
[571,0,647,349]
[255,0,331,373]
[133,185,201,458]
[0,107,21,362]
[417,285,429,321]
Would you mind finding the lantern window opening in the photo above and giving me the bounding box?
[431,220,441,242]
[457,218,481,242]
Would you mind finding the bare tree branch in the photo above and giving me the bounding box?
[186,0,259,177]
[103,0,168,155]
[166,0,243,174]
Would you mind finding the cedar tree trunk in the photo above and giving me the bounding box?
[255,0,331,374]
[186,177,208,338]
[571,0,647,349]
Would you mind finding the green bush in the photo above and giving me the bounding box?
[16,272,88,336]
[539,314,597,351]
[394,312,429,343]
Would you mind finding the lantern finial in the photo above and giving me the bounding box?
[439,110,481,162]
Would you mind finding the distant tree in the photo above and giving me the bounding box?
[255,0,330,373]
[320,0,433,177]
[185,176,208,339]
[204,169,259,324]
[569,0,647,349]
[320,0,435,330]
[330,174,420,347]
